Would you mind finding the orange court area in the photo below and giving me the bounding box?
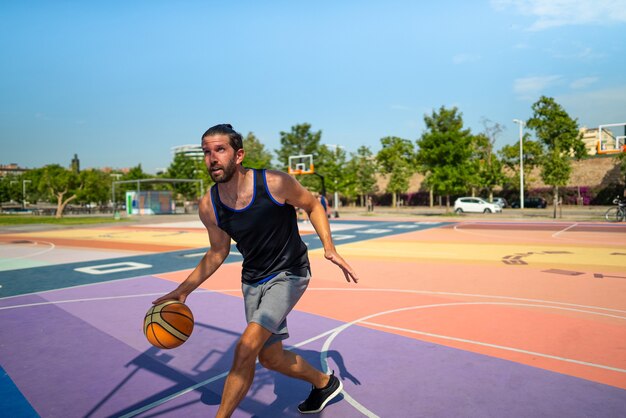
[156,219,626,391]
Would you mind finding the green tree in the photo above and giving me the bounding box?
[471,119,505,201]
[1,175,22,204]
[315,145,345,193]
[76,169,110,208]
[35,164,83,218]
[415,106,474,210]
[21,169,46,205]
[527,96,587,218]
[345,146,378,206]
[275,123,322,171]
[498,136,544,193]
[471,133,504,201]
[243,132,273,169]
[120,164,152,191]
[313,144,349,211]
[166,153,203,200]
[376,136,414,208]
[275,123,326,193]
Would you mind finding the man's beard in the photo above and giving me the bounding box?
[209,159,237,183]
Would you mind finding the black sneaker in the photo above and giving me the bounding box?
[298,371,343,414]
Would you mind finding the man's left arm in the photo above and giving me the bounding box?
[274,171,359,283]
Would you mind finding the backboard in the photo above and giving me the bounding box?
[288,154,315,175]
[597,122,626,155]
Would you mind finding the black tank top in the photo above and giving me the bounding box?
[210,169,309,284]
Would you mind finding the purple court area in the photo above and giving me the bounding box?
[1,276,625,417]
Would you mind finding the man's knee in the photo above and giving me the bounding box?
[258,345,285,371]
[233,336,263,368]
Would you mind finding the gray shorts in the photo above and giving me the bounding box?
[242,270,310,347]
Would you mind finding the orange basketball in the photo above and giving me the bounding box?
[144,301,194,349]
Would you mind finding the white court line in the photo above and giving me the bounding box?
[552,223,579,238]
[0,240,56,264]
[3,288,624,417]
[119,327,344,418]
[0,290,225,311]
[1,287,623,314]
[360,319,626,374]
[452,221,560,243]
[3,287,626,316]
[317,300,626,417]
[309,288,626,315]
[453,221,622,246]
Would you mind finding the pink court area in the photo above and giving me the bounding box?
[156,221,626,391]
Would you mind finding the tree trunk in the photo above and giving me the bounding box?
[553,186,559,219]
[391,192,397,209]
[56,193,78,218]
[445,195,450,212]
[429,188,434,208]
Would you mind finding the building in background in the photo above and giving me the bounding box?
[172,144,203,161]
[0,163,29,177]
[580,125,626,156]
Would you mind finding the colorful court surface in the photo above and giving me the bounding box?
[1,217,625,417]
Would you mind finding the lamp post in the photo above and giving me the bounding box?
[513,119,525,209]
[22,180,31,209]
[11,180,31,209]
[327,144,344,218]
[110,173,122,218]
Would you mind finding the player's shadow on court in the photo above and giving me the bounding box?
[89,321,359,417]
[86,321,237,417]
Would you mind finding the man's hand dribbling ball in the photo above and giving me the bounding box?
[144,300,194,349]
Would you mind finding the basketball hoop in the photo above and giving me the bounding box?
[288,154,315,175]
[288,167,303,175]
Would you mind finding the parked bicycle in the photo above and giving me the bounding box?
[604,196,626,222]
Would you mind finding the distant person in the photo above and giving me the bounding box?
[153,124,358,417]
[318,193,330,218]
[366,196,373,212]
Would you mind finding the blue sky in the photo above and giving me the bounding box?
[2,0,625,173]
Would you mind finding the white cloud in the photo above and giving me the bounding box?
[570,77,599,89]
[513,75,562,99]
[549,44,605,60]
[452,53,480,65]
[492,0,626,30]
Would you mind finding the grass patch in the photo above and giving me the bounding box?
[0,215,127,226]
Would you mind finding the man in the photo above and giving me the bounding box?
[153,124,359,417]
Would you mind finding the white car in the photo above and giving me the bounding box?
[454,197,502,214]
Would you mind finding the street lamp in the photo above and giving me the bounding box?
[110,173,122,214]
[327,144,344,218]
[513,119,525,209]
[11,180,32,209]
[22,180,31,209]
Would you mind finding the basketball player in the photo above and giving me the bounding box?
[153,124,359,417]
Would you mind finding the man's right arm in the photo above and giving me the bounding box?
[152,192,231,304]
